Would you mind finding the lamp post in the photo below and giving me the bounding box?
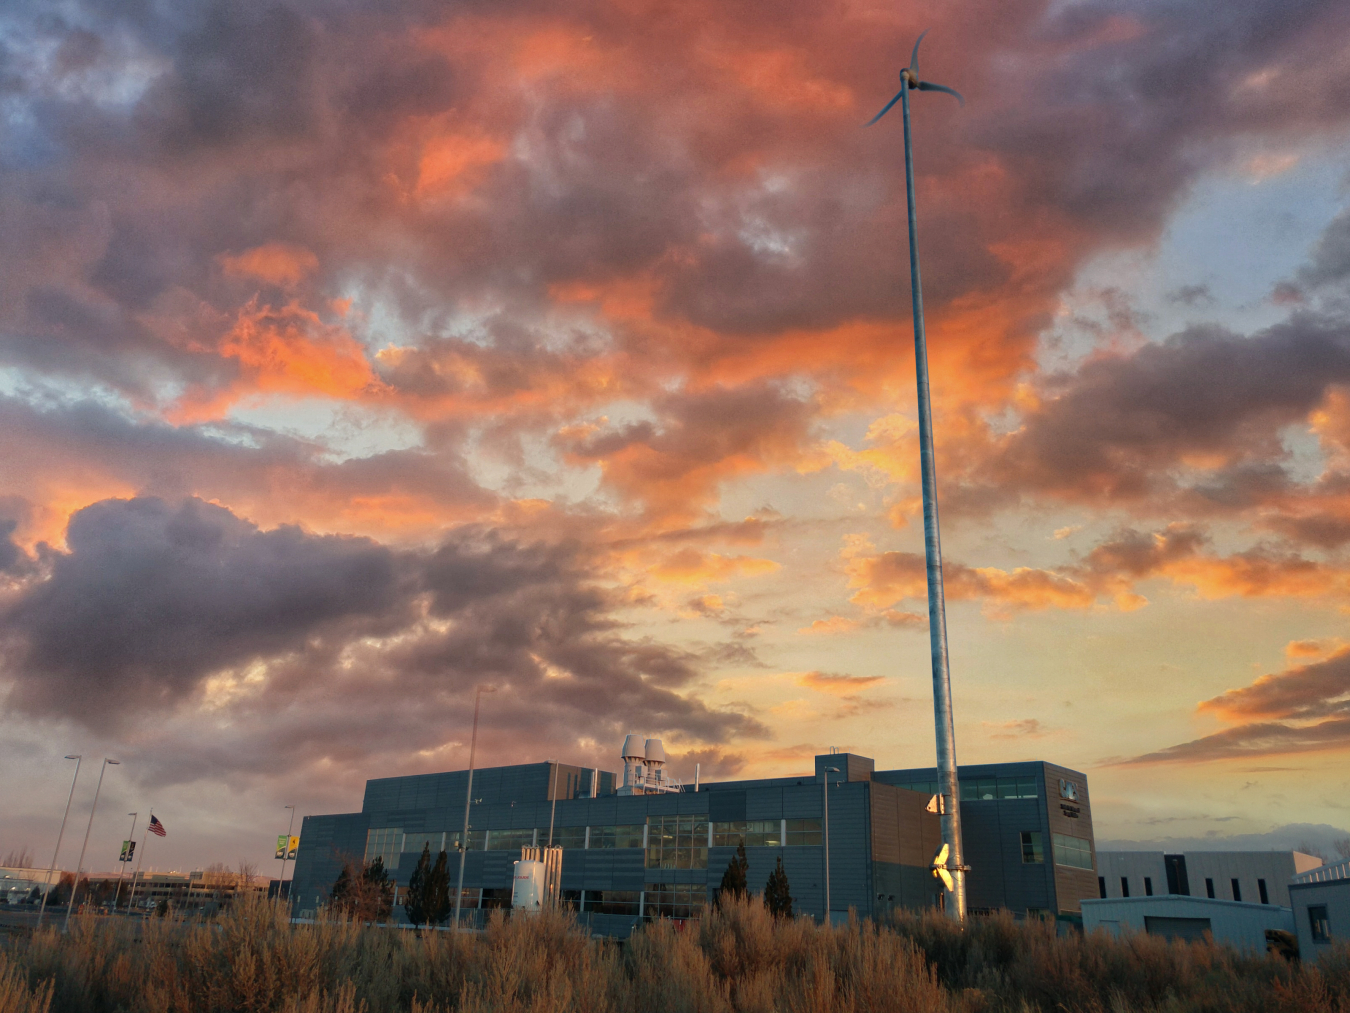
[36,754,81,930]
[866,34,968,920]
[111,812,137,911]
[279,804,297,905]
[823,765,840,924]
[453,685,494,932]
[64,758,118,932]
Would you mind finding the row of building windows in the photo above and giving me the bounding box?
[889,776,1041,801]
[1015,831,1093,870]
[366,817,828,869]
[556,886,709,919]
[1101,875,1273,904]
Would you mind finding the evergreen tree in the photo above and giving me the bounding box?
[403,843,434,929]
[716,842,749,907]
[428,849,452,926]
[764,855,793,918]
[362,856,395,922]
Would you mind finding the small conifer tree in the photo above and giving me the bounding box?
[764,855,793,918]
[428,849,452,925]
[403,843,434,928]
[717,842,749,906]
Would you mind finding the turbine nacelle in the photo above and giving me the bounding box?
[866,31,964,127]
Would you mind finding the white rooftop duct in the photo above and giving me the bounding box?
[644,739,666,767]
[621,733,644,760]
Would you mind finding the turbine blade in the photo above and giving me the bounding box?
[910,29,929,75]
[917,81,964,106]
[864,89,905,126]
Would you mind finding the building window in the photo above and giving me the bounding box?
[1258,879,1269,905]
[1052,833,1094,871]
[583,890,640,915]
[643,883,708,920]
[552,826,587,849]
[646,815,709,870]
[786,819,822,846]
[587,825,644,849]
[401,832,444,856]
[364,828,403,868]
[1019,832,1044,864]
[1231,878,1242,903]
[485,828,537,852]
[480,888,512,910]
[1205,878,1215,899]
[1144,877,1154,896]
[959,776,1040,801]
[712,820,781,848]
[1309,905,1332,943]
[1121,877,1130,898]
[1098,877,1106,899]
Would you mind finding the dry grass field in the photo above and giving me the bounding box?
[1,895,1347,1013]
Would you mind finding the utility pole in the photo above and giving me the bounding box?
[112,812,137,911]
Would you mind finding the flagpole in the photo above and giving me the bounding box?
[112,813,137,912]
[126,809,152,914]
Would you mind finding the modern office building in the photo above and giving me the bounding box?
[1081,895,1296,951]
[1095,851,1322,908]
[289,743,1098,931]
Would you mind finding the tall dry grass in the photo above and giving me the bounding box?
[1,896,1347,1013]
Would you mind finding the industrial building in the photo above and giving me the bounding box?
[290,739,1099,931]
[1095,850,1322,907]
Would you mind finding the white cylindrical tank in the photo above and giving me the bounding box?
[511,860,546,913]
[644,738,666,768]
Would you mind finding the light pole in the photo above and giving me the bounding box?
[279,804,297,905]
[453,685,494,932]
[36,754,81,930]
[867,33,968,920]
[823,765,840,924]
[64,758,118,932]
[112,812,137,911]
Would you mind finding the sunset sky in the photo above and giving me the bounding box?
[3,0,1350,873]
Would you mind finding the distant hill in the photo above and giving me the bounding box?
[1096,822,1350,861]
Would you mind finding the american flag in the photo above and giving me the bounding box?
[148,815,167,837]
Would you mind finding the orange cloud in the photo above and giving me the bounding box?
[796,671,885,696]
[649,547,779,585]
[219,243,320,287]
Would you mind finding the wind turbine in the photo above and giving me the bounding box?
[867,31,969,921]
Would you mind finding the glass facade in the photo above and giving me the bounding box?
[643,883,708,919]
[786,818,822,846]
[1052,833,1093,870]
[364,827,403,867]
[402,832,444,856]
[585,890,641,915]
[486,828,537,851]
[712,820,781,847]
[1019,831,1044,864]
[552,826,587,849]
[646,814,709,869]
[588,824,645,849]
[887,775,1040,800]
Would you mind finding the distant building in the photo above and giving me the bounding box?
[1081,895,1295,951]
[1290,857,1350,961]
[0,866,59,904]
[290,740,1099,932]
[1095,851,1322,907]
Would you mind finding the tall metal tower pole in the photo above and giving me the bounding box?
[869,35,967,920]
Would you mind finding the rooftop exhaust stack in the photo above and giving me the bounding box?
[616,734,681,794]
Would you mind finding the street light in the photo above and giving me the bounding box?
[279,804,297,905]
[36,755,81,930]
[112,812,138,912]
[823,765,840,925]
[64,758,118,933]
[453,685,495,932]
[866,32,969,921]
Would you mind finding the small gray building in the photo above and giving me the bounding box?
[1290,857,1350,961]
